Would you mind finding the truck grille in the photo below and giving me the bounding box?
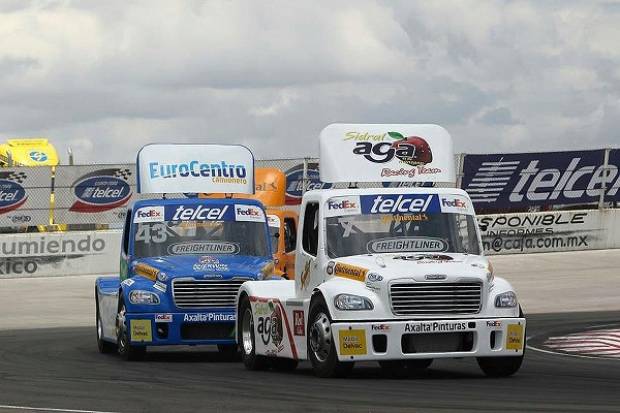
[172,279,246,309]
[390,281,482,316]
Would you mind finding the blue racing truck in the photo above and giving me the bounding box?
[94,144,274,360]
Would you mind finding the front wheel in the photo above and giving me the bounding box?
[477,355,524,377]
[116,300,146,361]
[307,298,354,378]
[238,296,269,370]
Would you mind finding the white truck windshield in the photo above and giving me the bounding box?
[133,220,269,258]
[324,193,480,258]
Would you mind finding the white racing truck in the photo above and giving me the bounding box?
[235,124,525,378]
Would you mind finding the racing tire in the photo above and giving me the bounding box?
[307,297,354,378]
[477,306,525,377]
[379,359,433,378]
[217,344,241,362]
[270,357,299,372]
[95,290,116,354]
[238,296,269,371]
[116,299,146,361]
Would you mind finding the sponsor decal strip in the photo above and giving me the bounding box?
[249,296,299,360]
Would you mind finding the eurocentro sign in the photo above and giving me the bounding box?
[137,144,255,195]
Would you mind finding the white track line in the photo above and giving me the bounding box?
[0,405,121,413]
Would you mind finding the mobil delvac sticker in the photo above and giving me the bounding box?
[69,168,132,213]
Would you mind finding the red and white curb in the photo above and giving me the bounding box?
[543,328,620,358]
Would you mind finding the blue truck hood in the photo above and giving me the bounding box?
[132,255,272,280]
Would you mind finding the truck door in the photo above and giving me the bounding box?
[283,216,297,277]
[120,210,132,281]
[297,202,320,297]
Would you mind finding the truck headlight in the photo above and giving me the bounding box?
[334,294,374,311]
[129,290,160,305]
[495,291,517,308]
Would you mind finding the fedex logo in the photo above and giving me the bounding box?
[134,206,165,223]
[328,200,357,210]
[234,205,265,222]
[441,198,467,208]
[324,196,361,217]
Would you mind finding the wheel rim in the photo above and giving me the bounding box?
[117,305,127,351]
[241,307,254,355]
[97,315,103,340]
[309,312,332,362]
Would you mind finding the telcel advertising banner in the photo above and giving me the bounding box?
[461,149,620,210]
[319,124,456,184]
[137,144,255,195]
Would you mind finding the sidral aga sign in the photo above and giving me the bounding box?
[461,149,620,210]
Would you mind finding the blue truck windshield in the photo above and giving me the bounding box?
[133,220,269,258]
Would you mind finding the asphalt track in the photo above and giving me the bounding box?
[1,311,619,413]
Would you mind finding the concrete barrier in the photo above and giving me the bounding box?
[0,230,121,279]
[479,208,620,255]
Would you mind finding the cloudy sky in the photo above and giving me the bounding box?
[0,0,618,164]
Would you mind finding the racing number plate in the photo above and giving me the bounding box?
[506,323,524,350]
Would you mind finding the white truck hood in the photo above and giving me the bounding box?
[330,252,491,284]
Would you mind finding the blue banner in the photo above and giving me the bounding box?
[360,194,441,214]
[461,149,617,210]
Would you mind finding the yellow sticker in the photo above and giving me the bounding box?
[339,329,367,356]
[334,263,368,282]
[506,324,524,350]
[130,319,152,342]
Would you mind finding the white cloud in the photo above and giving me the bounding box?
[0,0,618,164]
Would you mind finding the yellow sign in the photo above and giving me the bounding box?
[134,263,159,281]
[339,329,367,356]
[130,319,152,342]
[506,324,524,350]
[334,263,368,282]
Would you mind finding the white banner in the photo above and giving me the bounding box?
[479,209,620,255]
[319,124,456,184]
[54,165,135,225]
[0,230,121,279]
[0,167,52,226]
[137,144,255,194]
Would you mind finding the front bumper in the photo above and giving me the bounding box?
[331,317,525,361]
[125,310,236,346]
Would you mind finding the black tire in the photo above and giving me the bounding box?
[116,298,146,361]
[238,296,269,370]
[477,354,524,377]
[217,344,241,362]
[379,359,433,378]
[307,297,354,378]
[95,290,116,354]
[271,357,299,372]
[477,306,525,377]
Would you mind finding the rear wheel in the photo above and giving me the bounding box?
[116,299,146,361]
[95,291,116,354]
[238,296,269,370]
[379,359,433,378]
[307,298,354,378]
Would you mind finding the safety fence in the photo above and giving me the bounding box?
[0,149,617,227]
